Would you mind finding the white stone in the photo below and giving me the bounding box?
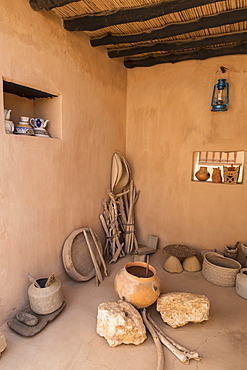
[96,300,146,347]
[0,333,7,357]
[157,292,210,328]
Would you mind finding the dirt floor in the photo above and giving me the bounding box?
[0,249,247,369]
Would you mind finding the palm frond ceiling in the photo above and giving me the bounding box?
[30,0,247,68]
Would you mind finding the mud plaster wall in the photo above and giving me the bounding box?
[126,58,247,251]
[0,0,126,323]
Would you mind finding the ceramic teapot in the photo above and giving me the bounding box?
[4,109,11,120]
[30,118,49,129]
[30,118,49,137]
[4,109,14,134]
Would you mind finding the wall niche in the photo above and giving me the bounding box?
[3,79,61,139]
[192,151,245,184]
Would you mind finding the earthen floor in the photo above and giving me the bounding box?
[0,250,246,369]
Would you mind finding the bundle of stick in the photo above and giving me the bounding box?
[100,179,140,263]
[141,309,201,369]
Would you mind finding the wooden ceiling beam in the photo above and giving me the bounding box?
[91,7,247,47]
[124,42,247,68]
[29,0,80,11]
[108,31,247,58]
[64,0,219,32]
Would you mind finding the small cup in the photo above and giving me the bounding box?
[20,116,30,123]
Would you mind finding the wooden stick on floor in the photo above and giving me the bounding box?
[141,309,164,370]
[147,314,201,364]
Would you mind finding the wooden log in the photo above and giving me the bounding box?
[108,31,247,58]
[63,0,219,32]
[91,8,247,46]
[29,0,80,11]
[124,42,247,68]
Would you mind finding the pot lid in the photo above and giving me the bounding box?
[164,244,196,258]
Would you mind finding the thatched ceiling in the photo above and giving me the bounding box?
[29,0,247,68]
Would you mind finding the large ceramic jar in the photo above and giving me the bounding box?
[114,261,161,309]
[195,166,210,181]
[236,268,247,299]
[28,278,64,315]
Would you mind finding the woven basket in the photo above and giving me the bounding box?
[202,252,241,287]
[62,227,102,281]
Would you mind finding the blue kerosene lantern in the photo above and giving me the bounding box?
[211,78,229,112]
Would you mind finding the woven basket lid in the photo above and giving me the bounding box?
[164,244,196,258]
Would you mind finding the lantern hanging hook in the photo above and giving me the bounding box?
[215,66,228,74]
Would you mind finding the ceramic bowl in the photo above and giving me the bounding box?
[33,128,49,137]
[14,125,34,135]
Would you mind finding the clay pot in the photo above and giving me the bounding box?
[28,278,64,315]
[235,268,247,299]
[212,167,222,183]
[114,261,161,309]
[195,167,210,181]
[237,242,247,267]
[224,245,238,260]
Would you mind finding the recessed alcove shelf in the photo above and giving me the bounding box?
[192,151,245,184]
[3,79,61,139]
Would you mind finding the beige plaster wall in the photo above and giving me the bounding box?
[0,0,126,323]
[126,57,247,251]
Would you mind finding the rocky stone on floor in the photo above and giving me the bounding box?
[0,333,7,357]
[16,312,39,326]
[96,300,146,347]
[157,292,210,328]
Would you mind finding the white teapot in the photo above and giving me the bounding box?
[4,109,14,134]
[4,109,12,120]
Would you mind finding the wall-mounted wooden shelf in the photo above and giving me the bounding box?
[3,80,57,100]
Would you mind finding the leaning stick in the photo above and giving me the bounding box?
[141,309,164,370]
[89,228,109,277]
[109,240,124,264]
[99,213,111,255]
[147,314,201,364]
[82,229,103,284]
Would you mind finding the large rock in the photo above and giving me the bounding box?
[96,300,146,347]
[157,292,210,328]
